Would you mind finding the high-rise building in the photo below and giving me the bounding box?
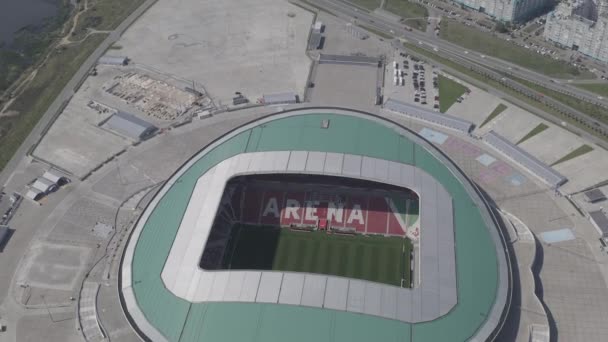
[454,0,554,22]
[544,0,608,63]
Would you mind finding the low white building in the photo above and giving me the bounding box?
[544,0,608,63]
[26,169,70,202]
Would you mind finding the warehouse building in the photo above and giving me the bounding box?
[98,56,129,66]
[104,111,158,141]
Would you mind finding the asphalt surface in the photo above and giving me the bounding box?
[0,0,159,188]
[304,0,608,148]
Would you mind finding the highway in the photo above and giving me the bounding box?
[303,0,608,148]
[319,0,608,108]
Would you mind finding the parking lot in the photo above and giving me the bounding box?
[383,51,439,110]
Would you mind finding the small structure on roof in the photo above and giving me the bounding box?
[584,189,606,203]
[262,92,297,105]
[98,55,128,66]
[589,210,608,238]
[104,111,158,141]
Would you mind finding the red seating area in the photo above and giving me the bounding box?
[232,185,411,237]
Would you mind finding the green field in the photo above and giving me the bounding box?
[71,0,146,40]
[384,0,428,31]
[479,103,507,128]
[517,123,549,145]
[509,75,608,125]
[0,34,107,171]
[439,19,593,79]
[223,225,412,287]
[438,75,468,113]
[574,83,608,97]
[350,0,382,10]
[551,144,593,166]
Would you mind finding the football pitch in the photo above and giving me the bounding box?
[222,225,412,287]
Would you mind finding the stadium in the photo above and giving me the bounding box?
[119,108,511,341]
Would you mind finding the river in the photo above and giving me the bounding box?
[0,0,62,46]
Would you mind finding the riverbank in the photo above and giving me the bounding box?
[0,0,149,173]
[0,0,71,97]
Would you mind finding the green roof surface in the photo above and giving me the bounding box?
[126,111,502,342]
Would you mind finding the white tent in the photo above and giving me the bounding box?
[25,189,43,201]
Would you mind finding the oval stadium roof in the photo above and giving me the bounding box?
[120,108,511,342]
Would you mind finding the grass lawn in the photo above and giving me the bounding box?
[0,34,108,171]
[523,22,541,34]
[350,0,382,10]
[480,103,507,128]
[439,19,594,79]
[385,0,428,31]
[551,144,593,166]
[517,123,549,145]
[510,76,608,125]
[223,225,412,287]
[574,83,608,97]
[438,75,468,113]
[72,0,146,40]
[358,24,393,39]
[403,42,608,142]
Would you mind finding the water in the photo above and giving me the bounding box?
[0,0,61,46]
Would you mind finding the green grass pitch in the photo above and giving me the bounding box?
[222,225,412,288]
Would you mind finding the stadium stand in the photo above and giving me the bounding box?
[383,99,474,134]
[482,131,567,188]
[199,175,419,269]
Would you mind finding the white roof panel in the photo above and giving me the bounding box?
[239,272,262,302]
[208,272,230,301]
[381,286,398,319]
[223,272,245,301]
[363,282,382,316]
[278,273,305,305]
[287,151,308,171]
[323,277,349,311]
[256,272,283,303]
[342,154,362,177]
[300,274,326,308]
[323,153,344,174]
[346,280,366,313]
[305,152,326,172]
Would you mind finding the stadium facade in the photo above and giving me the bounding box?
[119,108,511,342]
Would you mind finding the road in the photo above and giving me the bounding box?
[303,0,608,148]
[0,0,158,188]
[335,0,608,107]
